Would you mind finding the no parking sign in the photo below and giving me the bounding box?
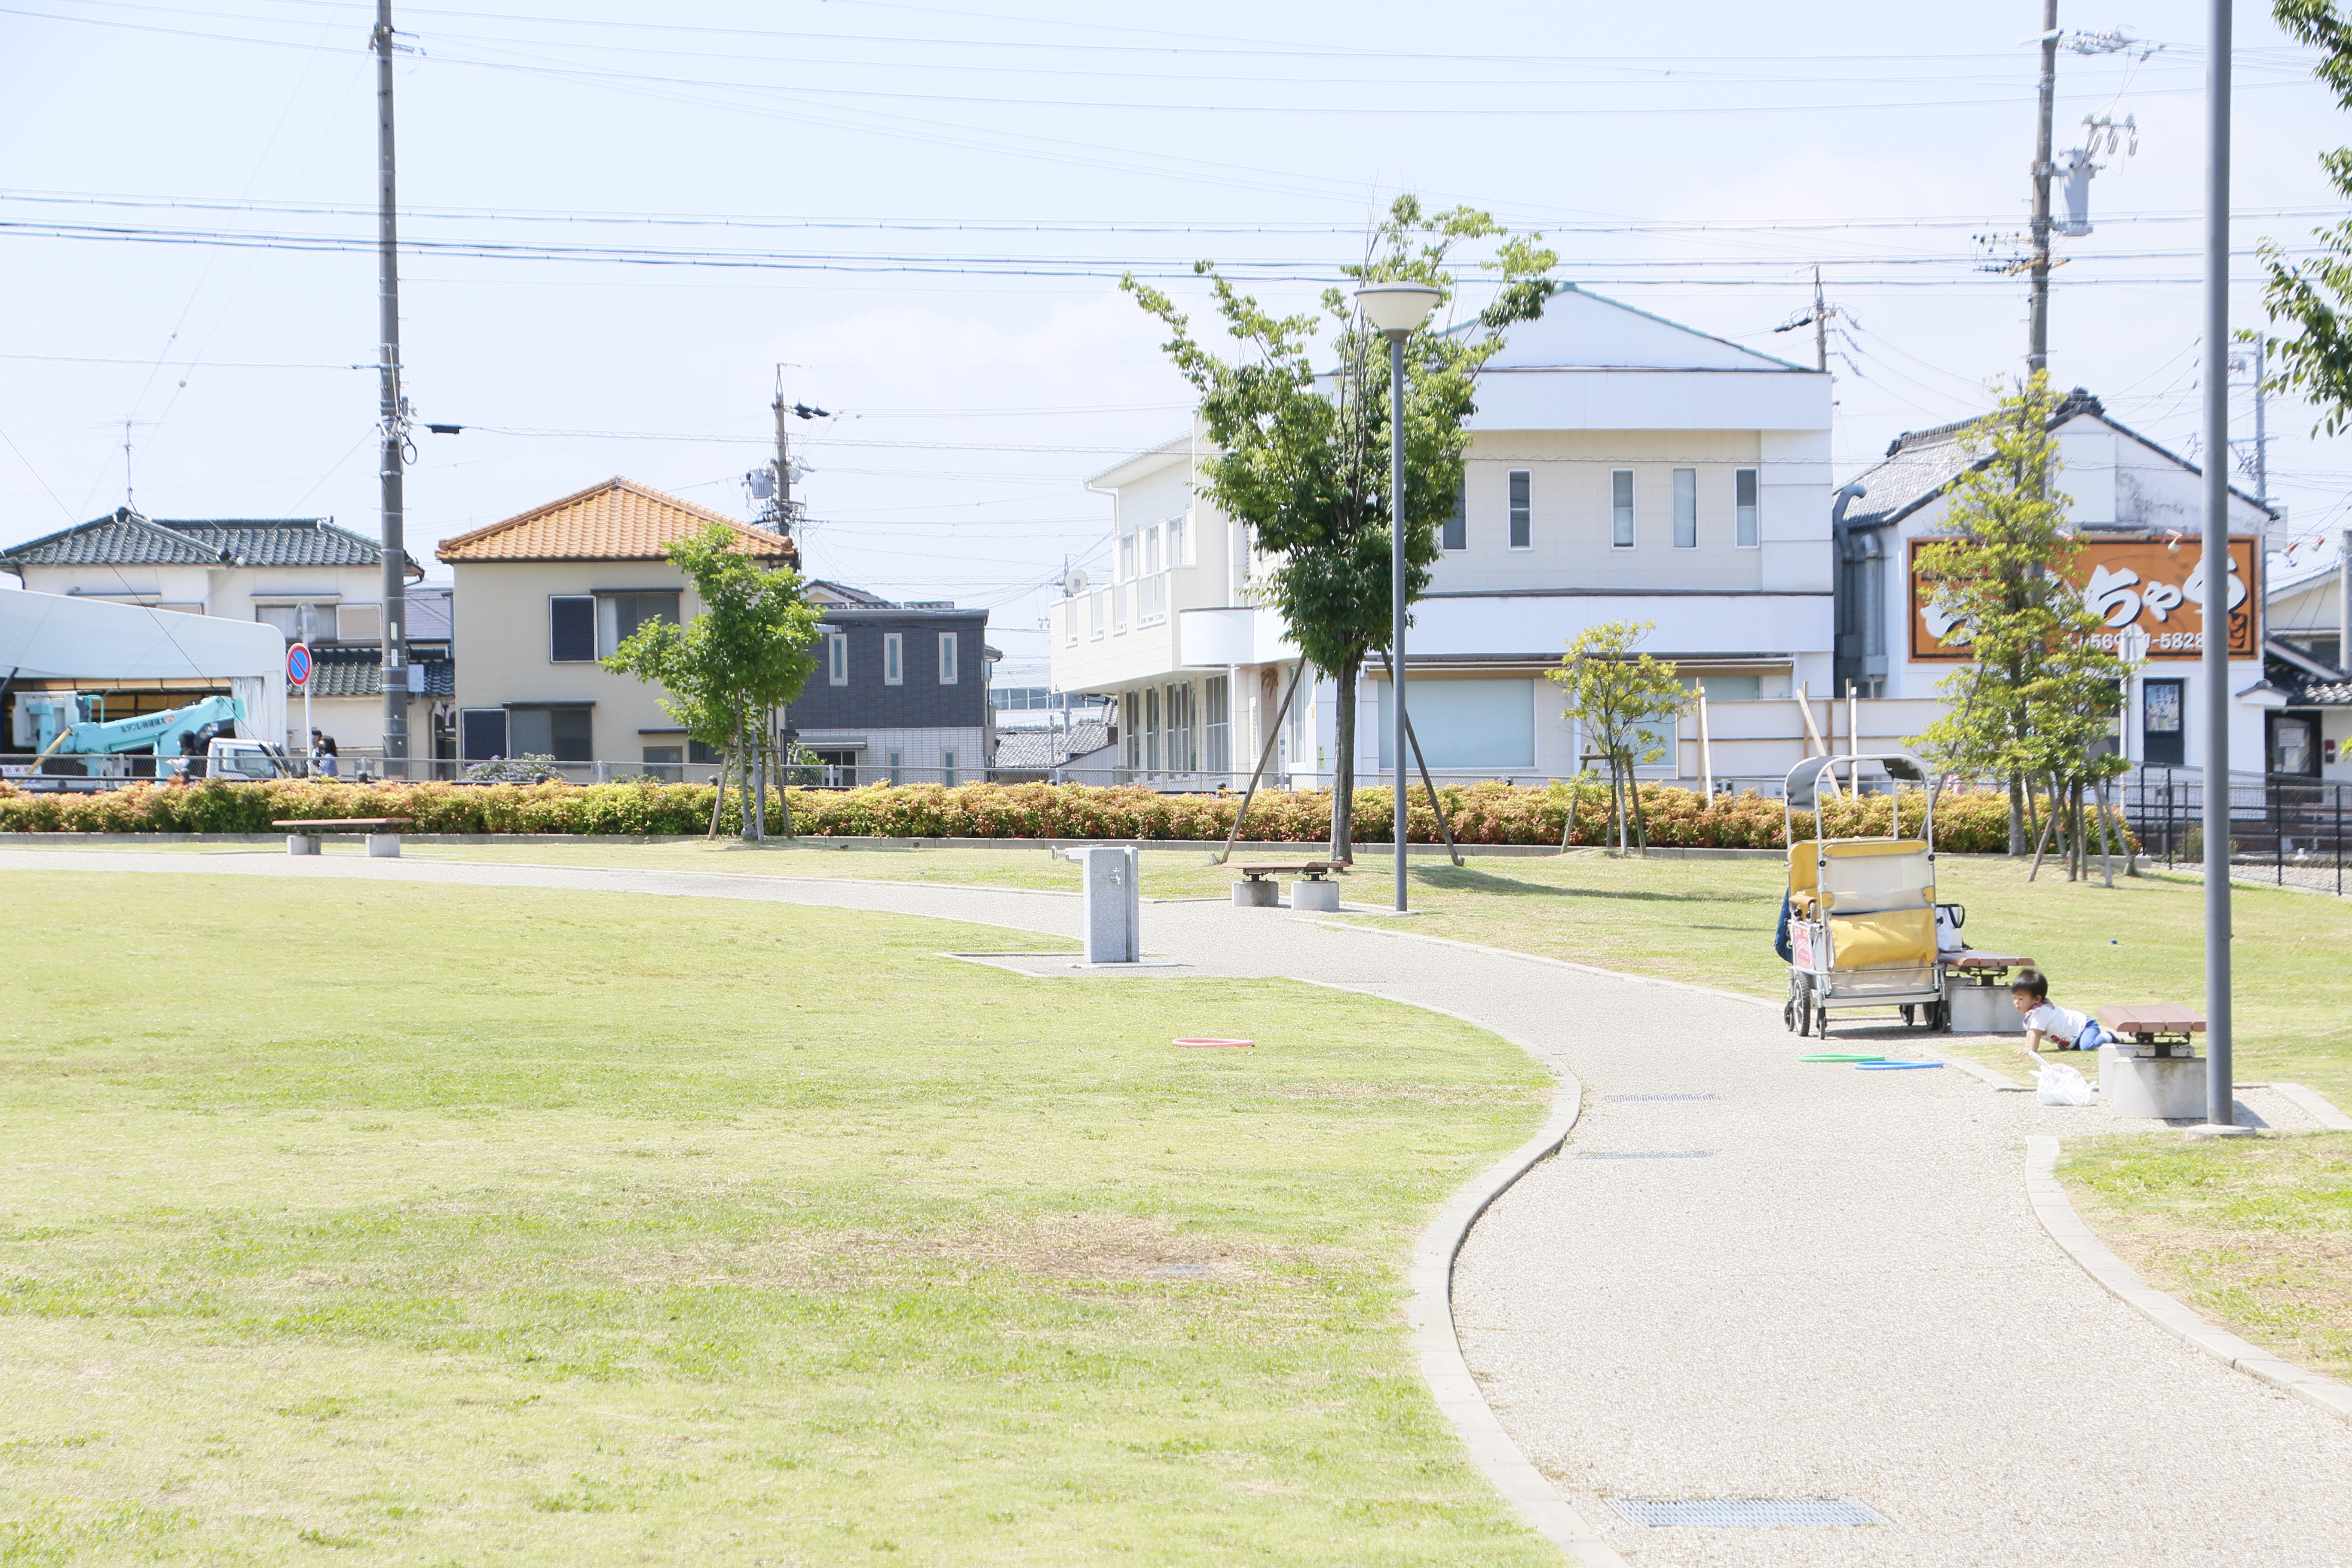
[287,642,312,687]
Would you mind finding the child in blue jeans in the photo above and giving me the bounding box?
[2012,970,2107,1068]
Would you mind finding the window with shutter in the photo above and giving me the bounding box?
[550,597,596,662]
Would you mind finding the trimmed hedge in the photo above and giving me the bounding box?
[0,776,2037,852]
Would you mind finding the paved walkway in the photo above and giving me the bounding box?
[12,846,2352,1566]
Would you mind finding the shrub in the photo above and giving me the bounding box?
[0,775,2107,853]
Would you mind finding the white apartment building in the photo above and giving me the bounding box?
[1048,285,1837,788]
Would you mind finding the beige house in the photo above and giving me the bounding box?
[437,478,796,775]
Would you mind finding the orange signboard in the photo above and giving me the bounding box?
[1908,536,2259,662]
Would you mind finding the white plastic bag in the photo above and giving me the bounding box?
[2034,1062,2096,1107]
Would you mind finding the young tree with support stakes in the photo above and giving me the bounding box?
[604,523,824,841]
[1548,620,1692,854]
[1124,195,1556,861]
[1908,373,2129,874]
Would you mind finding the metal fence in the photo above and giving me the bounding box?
[2119,766,2349,897]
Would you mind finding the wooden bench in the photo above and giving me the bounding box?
[273,817,414,859]
[1942,949,2036,983]
[2096,1003,2205,1058]
[1230,859,1347,882]
[1229,858,1347,910]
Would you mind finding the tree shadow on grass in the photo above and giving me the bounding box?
[1414,866,1770,906]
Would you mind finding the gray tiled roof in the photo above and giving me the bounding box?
[305,648,455,699]
[993,720,1113,771]
[1841,389,2110,531]
[2291,679,2352,706]
[0,508,420,575]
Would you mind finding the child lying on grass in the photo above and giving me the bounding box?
[2012,969,2109,1067]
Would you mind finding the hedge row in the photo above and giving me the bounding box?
[0,776,2036,851]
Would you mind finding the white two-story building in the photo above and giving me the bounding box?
[1048,285,1837,788]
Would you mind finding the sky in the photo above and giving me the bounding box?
[3,0,2349,683]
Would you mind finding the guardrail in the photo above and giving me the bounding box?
[2119,766,2348,896]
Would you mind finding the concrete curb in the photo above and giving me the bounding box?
[0,830,1571,857]
[2025,1136,2352,1425]
[1287,980,1627,1568]
[2270,1082,2352,1131]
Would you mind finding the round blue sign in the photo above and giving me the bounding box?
[287,642,313,686]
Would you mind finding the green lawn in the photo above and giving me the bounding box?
[2060,1132,2352,1380]
[0,871,1557,1567]
[369,838,2352,1106]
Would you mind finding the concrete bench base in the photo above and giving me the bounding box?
[1948,984,2024,1034]
[1289,879,1341,913]
[1233,879,1280,908]
[285,833,402,858]
[2100,1044,2208,1118]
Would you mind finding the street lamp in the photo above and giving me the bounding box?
[1356,281,1442,913]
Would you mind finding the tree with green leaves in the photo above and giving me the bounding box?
[1547,620,1692,854]
[1124,194,1556,861]
[2256,0,2352,431]
[1908,373,2128,876]
[604,522,824,840]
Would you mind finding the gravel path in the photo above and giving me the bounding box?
[11,846,2351,1566]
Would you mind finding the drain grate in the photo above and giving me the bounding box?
[1608,1498,1890,1529]
[1580,1151,1714,1160]
[1605,1093,1723,1102]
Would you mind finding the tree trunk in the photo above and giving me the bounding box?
[2026,784,2060,880]
[706,745,728,839]
[1329,658,1357,864]
[1629,771,1651,854]
[2008,772,2026,856]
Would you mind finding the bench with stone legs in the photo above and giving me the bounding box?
[2094,1003,2209,1119]
[1229,858,1347,911]
[272,818,414,858]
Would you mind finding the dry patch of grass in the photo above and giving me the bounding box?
[2060,1131,2352,1381]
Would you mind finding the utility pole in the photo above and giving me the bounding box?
[2029,0,2061,376]
[1813,267,1830,373]
[374,0,410,775]
[2198,0,2244,1135]
[747,371,826,545]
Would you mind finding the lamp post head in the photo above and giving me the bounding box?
[1354,281,1442,339]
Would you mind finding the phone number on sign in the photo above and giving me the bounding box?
[2087,629,2205,652]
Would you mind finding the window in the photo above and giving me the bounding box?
[1143,687,1161,772]
[1507,470,1532,550]
[597,591,678,655]
[1118,532,1136,582]
[1611,471,1635,548]
[1673,468,1698,549]
[508,705,591,762]
[1204,674,1230,773]
[883,632,903,684]
[689,739,723,766]
[1063,603,1078,646]
[1145,524,1162,576]
[1442,478,1467,551]
[550,596,595,662]
[460,708,508,761]
[2143,678,2185,767]
[942,749,957,787]
[640,746,683,782]
[335,603,382,643]
[1091,588,1108,640]
[828,632,848,685]
[1376,679,1535,769]
[1166,514,1186,567]
[938,632,959,684]
[887,749,903,785]
[1735,467,1760,549]
[254,601,337,642]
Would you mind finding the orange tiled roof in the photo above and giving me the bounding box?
[435,478,795,564]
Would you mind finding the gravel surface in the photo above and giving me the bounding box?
[11,847,2350,1566]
